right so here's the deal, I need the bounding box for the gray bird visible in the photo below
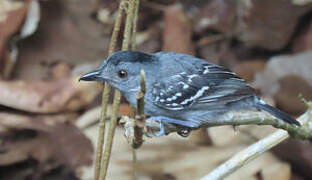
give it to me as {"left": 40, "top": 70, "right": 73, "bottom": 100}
{"left": 80, "top": 51, "right": 300, "bottom": 136}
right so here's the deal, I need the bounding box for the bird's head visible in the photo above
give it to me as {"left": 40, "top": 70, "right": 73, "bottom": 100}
{"left": 79, "top": 51, "right": 157, "bottom": 94}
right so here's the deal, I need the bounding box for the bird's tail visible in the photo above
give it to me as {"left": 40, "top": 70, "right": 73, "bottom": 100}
{"left": 254, "top": 99, "right": 300, "bottom": 126}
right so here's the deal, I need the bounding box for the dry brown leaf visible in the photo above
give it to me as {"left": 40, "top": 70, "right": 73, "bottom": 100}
{"left": 0, "top": 112, "right": 77, "bottom": 132}
{"left": 0, "top": 0, "right": 29, "bottom": 42}
{"left": 14, "top": 0, "right": 111, "bottom": 80}
{"left": 0, "top": 77, "right": 101, "bottom": 113}
{"left": 0, "top": 112, "right": 93, "bottom": 172}
{"left": 275, "top": 75, "right": 312, "bottom": 115}
{"left": 79, "top": 125, "right": 290, "bottom": 180}
{"left": 0, "top": 0, "right": 31, "bottom": 78}
{"left": 193, "top": 0, "right": 312, "bottom": 50}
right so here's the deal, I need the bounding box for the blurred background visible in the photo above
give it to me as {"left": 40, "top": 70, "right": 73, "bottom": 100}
{"left": 1, "top": 0, "right": 312, "bottom": 179}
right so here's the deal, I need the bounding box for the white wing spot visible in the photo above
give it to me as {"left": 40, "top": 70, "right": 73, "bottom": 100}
{"left": 187, "top": 74, "right": 198, "bottom": 82}
{"left": 178, "top": 82, "right": 189, "bottom": 89}
{"left": 180, "top": 86, "right": 209, "bottom": 105}
{"left": 181, "top": 101, "right": 188, "bottom": 105}
{"left": 259, "top": 99, "right": 266, "bottom": 105}
{"left": 176, "top": 92, "right": 182, "bottom": 97}
{"left": 160, "top": 99, "right": 165, "bottom": 103}
{"left": 230, "top": 77, "right": 244, "bottom": 81}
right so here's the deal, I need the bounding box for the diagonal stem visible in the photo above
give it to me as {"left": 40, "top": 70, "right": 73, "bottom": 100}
{"left": 201, "top": 108, "right": 312, "bottom": 180}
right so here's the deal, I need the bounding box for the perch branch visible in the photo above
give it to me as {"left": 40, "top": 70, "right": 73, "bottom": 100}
{"left": 201, "top": 103, "right": 312, "bottom": 180}
{"left": 144, "top": 107, "right": 312, "bottom": 139}
{"left": 98, "top": 0, "right": 137, "bottom": 179}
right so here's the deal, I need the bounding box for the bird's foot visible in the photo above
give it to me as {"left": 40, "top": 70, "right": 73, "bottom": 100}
{"left": 145, "top": 116, "right": 200, "bottom": 137}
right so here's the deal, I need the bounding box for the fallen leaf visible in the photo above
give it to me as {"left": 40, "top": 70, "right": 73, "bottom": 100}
{"left": 0, "top": 0, "right": 31, "bottom": 78}
{"left": 275, "top": 75, "right": 312, "bottom": 115}
{"left": 0, "top": 77, "right": 101, "bottom": 113}
{"left": 0, "top": 112, "right": 93, "bottom": 174}
{"left": 13, "top": 0, "right": 111, "bottom": 80}
{"left": 253, "top": 51, "right": 312, "bottom": 97}
{"left": 193, "top": 0, "right": 312, "bottom": 50}
{"left": 79, "top": 125, "right": 291, "bottom": 180}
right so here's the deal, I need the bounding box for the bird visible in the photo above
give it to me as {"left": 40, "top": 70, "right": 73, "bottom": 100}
{"left": 79, "top": 51, "right": 300, "bottom": 137}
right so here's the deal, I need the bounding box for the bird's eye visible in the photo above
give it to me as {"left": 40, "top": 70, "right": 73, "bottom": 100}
{"left": 117, "top": 69, "right": 128, "bottom": 78}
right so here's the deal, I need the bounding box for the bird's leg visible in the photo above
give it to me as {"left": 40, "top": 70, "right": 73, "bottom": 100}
{"left": 146, "top": 116, "right": 200, "bottom": 137}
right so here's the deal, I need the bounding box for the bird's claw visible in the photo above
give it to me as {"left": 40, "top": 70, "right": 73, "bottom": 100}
{"left": 151, "top": 120, "right": 165, "bottom": 137}
{"left": 144, "top": 119, "right": 166, "bottom": 138}
{"left": 145, "top": 116, "right": 200, "bottom": 137}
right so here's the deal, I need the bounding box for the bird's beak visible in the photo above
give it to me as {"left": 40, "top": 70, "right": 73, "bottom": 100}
{"left": 79, "top": 69, "right": 102, "bottom": 82}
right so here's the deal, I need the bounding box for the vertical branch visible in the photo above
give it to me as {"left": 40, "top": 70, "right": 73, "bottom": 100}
{"left": 131, "top": 0, "right": 139, "bottom": 50}
{"left": 122, "top": 0, "right": 136, "bottom": 50}
{"left": 133, "top": 70, "right": 146, "bottom": 148}
{"left": 132, "top": 147, "right": 138, "bottom": 180}
{"left": 131, "top": 70, "right": 146, "bottom": 180}
{"left": 99, "top": 0, "right": 137, "bottom": 179}
{"left": 130, "top": 1, "right": 140, "bottom": 179}
{"left": 99, "top": 90, "right": 122, "bottom": 180}
{"left": 94, "top": 1, "right": 125, "bottom": 179}
{"left": 94, "top": 85, "right": 110, "bottom": 180}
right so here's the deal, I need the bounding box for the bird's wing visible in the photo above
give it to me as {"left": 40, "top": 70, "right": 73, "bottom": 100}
{"left": 152, "top": 63, "right": 255, "bottom": 110}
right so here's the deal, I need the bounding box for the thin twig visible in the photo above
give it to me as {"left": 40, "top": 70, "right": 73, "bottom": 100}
{"left": 130, "top": 1, "right": 141, "bottom": 179}
{"left": 94, "top": 84, "right": 110, "bottom": 180}
{"left": 122, "top": 0, "right": 136, "bottom": 50}
{"left": 144, "top": 109, "right": 312, "bottom": 139}
{"left": 94, "top": 0, "right": 125, "bottom": 180}
{"left": 132, "top": 148, "right": 138, "bottom": 180}
{"left": 132, "top": 70, "right": 146, "bottom": 148}
{"left": 204, "top": 110, "right": 312, "bottom": 139}
{"left": 201, "top": 130, "right": 289, "bottom": 180}
{"left": 99, "top": 90, "right": 122, "bottom": 180}
{"left": 201, "top": 107, "right": 312, "bottom": 180}
{"left": 131, "top": 70, "right": 146, "bottom": 180}
{"left": 131, "top": 0, "right": 139, "bottom": 50}
{"left": 98, "top": 0, "right": 137, "bottom": 179}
